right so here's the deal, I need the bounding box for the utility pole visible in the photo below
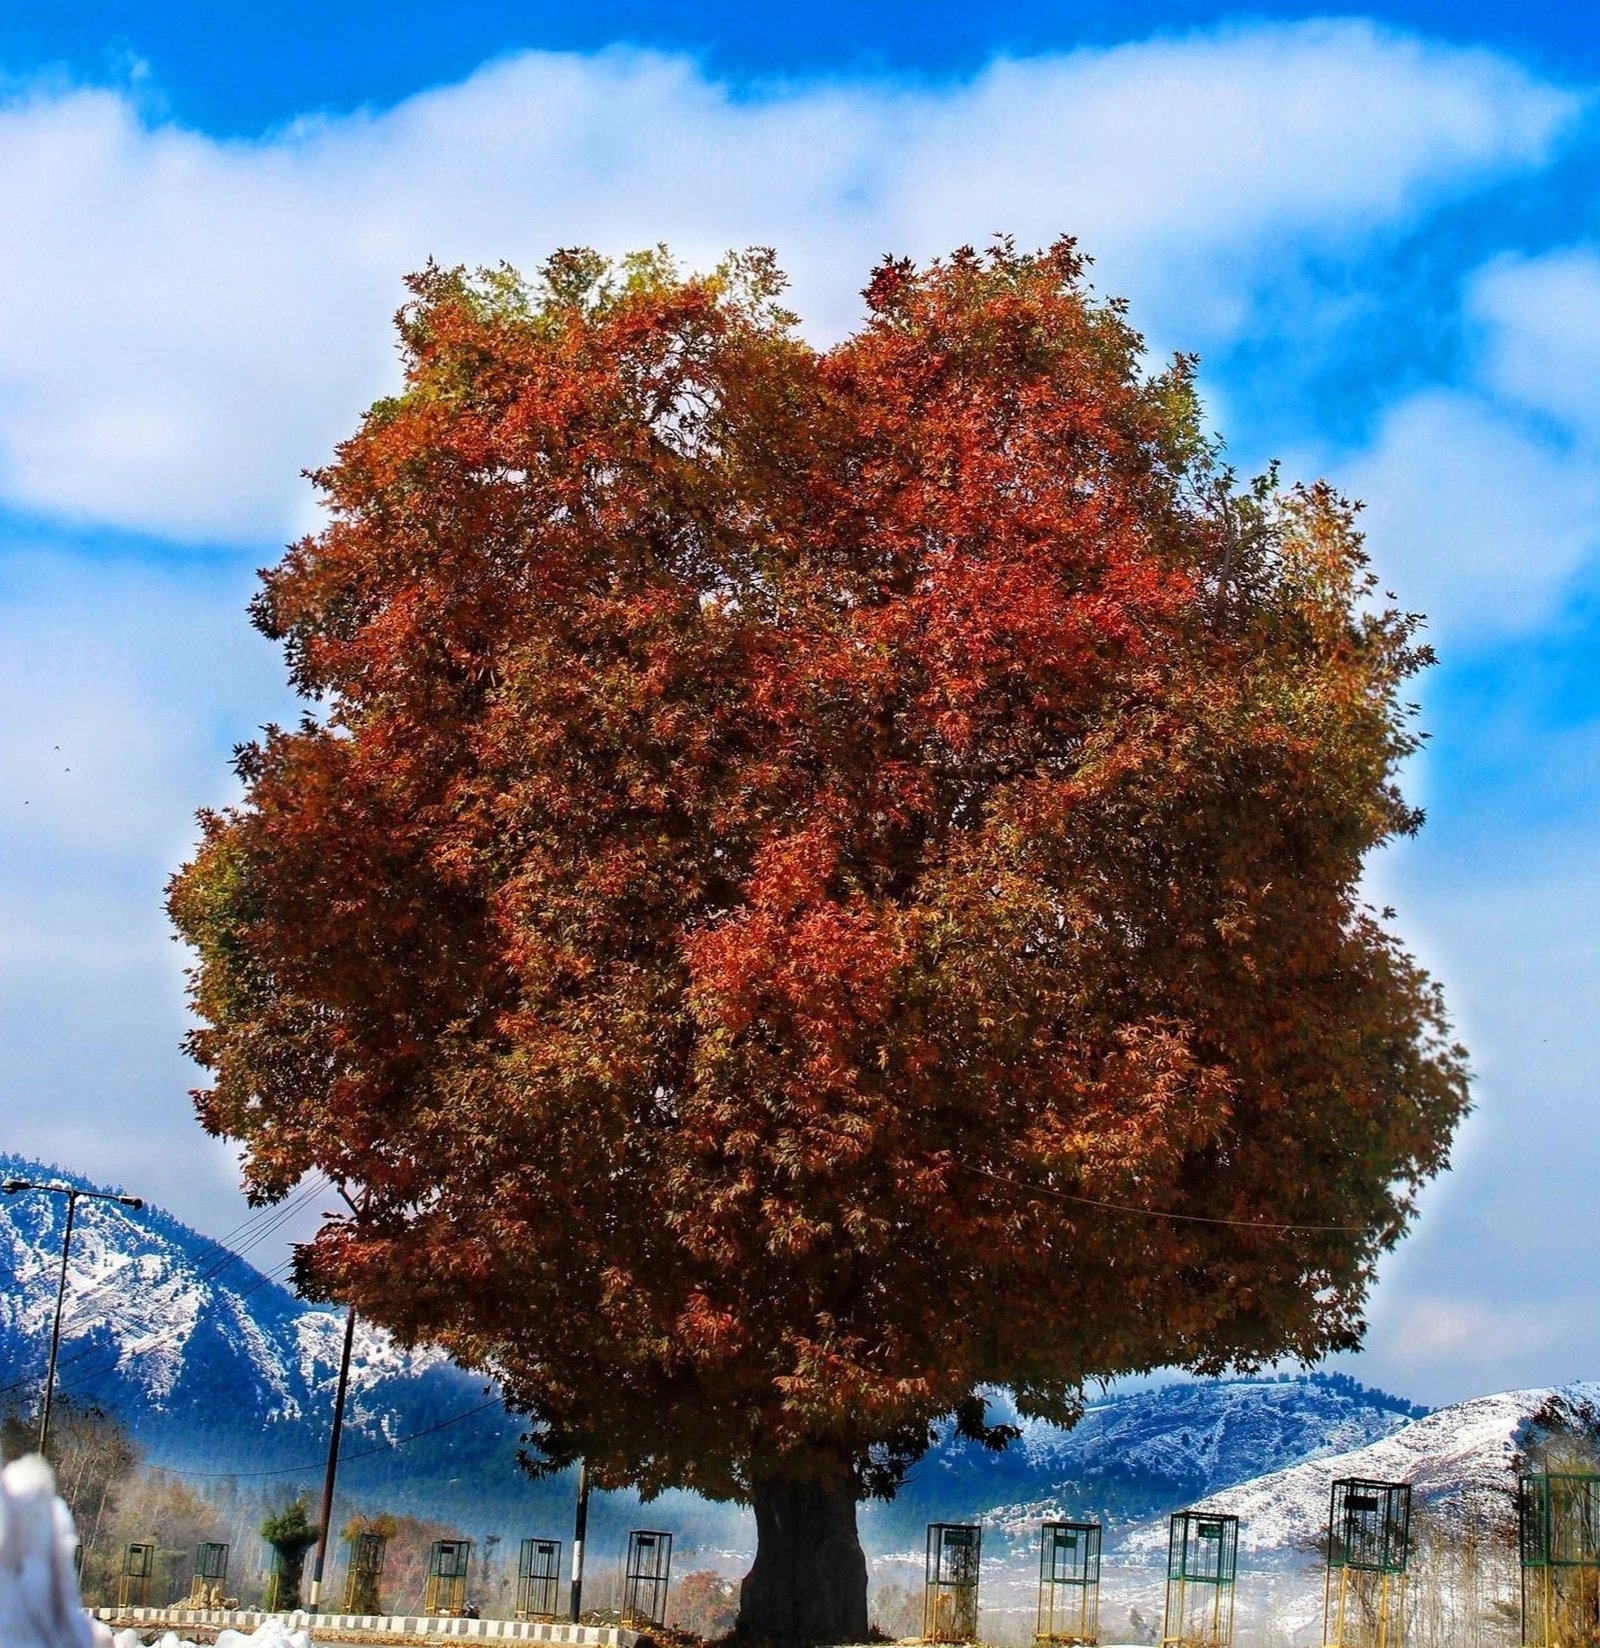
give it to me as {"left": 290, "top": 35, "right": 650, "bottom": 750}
{"left": 307, "top": 1300, "right": 357, "bottom": 1612}
{"left": 569, "top": 1460, "right": 590, "bottom": 1623}
{"left": 3, "top": 1178, "right": 143, "bottom": 1457}
{"left": 305, "top": 1176, "right": 366, "bottom": 1614}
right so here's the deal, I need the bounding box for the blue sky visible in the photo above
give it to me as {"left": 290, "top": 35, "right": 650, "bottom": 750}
{"left": 2, "top": 2, "right": 1598, "bottom": 1409}
{"left": 6, "top": 0, "right": 1600, "bottom": 126}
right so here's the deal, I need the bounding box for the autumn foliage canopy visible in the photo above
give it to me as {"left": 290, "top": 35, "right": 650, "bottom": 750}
{"left": 169, "top": 243, "right": 1467, "bottom": 1516}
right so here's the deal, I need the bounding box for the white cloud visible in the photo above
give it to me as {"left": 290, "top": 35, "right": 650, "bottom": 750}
{"left": 1330, "top": 241, "right": 1600, "bottom": 639}
{"left": 1336, "top": 389, "right": 1600, "bottom": 636}
{"left": 1332, "top": 833, "right": 1600, "bottom": 1403}
{"left": 1353, "top": 1290, "right": 1593, "bottom": 1398}
{"left": 1470, "top": 246, "right": 1600, "bottom": 439}
{"left": 0, "top": 23, "right": 1576, "bottom": 543}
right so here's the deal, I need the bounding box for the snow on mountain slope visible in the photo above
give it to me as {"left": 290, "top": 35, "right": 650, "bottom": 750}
{"left": 1012, "top": 1376, "right": 1419, "bottom": 1492}
{"left": 0, "top": 1152, "right": 498, "bottom": 1485}
{"left": 925, "top": 1376, "right": 1423, "bottom": 1542}
{"left": 1119, "top": 1383, "right": 1600, "bottom": 1560}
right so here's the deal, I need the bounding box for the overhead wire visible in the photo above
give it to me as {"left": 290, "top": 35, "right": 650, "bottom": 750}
{"left": 5, "top": 1175, "right": 512, "bottom": 1494}
{"left": 0, "top": 1178, "right": 326, "bottom": 1397}
{"left": 952, "top": 1159, "right": 1366, "bottom": 1233}
{"left": 10, "top": 1145, "right": 1365, "bottom": 1507}
{"left": 67, "top": 1251, "right": 302, "bottom": 1384}
{"left": 25, "top": 1253, "right": 302, "bottom": 1405}
{"left": 0, "top": 1176, "right": 332, "bottom": 1401}
{"left": 10, "top": 1173, "right": 325, "bottom": 1312}
{"left": 6, "top": 1173, "right": 328, "bottom": 1350}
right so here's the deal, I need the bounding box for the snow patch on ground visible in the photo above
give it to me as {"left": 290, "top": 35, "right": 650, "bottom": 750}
{"left": 108, "top": 1630, "right": 311, "bottom": 1647}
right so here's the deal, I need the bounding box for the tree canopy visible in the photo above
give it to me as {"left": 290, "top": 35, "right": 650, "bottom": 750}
{"left": 169, "top": 239, "right": 1468, "bottom": 1636}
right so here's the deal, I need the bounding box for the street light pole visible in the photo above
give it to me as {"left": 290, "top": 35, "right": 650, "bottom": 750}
{"left": 40, "top": 1190, "right": 77, "bottom": 1456}
{"left": 3, "top": 1178, "right": 143, "bottom": 1456}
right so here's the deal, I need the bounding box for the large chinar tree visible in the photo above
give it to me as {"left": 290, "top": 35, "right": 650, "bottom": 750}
{"left": 169, "top": 241, "right": 1468, "bottom": 1643}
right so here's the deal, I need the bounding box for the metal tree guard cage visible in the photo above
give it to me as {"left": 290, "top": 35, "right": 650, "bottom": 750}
{"left": 424, "top": 1538, "right": 473, "bottom": 1617}
{"left": 187, "top": 1542, "right": 229, "bottom": 1607}
{"left": 621, "top": 1529, "right": 673, "bottom": 1629}
{"left": 342, "top": 1530, "right": 389, "bottom": 1615}
{"left": 1037, "top": 1520, "right": 1101, "bottom": 1644}
{"left": 1520, "top": 1473, "right": 1600, "bottom": 1647}
{"left": 516, "top": 1537, "right": 563, "bottom": 1621}
{"left": 1323, "top": 1479, "right": 1411, "bottom": 1648}
{"left": 263, "top": 1545, "right": 289, "bottom": 1613}
{"left": 118, "top": 1541, "right": 156, "bottom": 1609}
{"left": 1162, "top": 1513, "right": 1239, "bottom": 1648}
{"left": 924, "top": 1523, "right": 983, "bottom": 1643}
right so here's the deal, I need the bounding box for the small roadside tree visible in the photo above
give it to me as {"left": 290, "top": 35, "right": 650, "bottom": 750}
{"left": 261, "top": 1499, "right": 319, "bottom": 1613}
{"left": 168, "top": 241, "right": 1469, "bottom": 1643}
{"left": 674, "top": 1569, "right": 742, "bottom": 1639}
{"left": 0, "top": 1398, "right": 139, "bottom": 1543}
{"left": 341, "top": 1513, "right": 399, "bottom": 1615}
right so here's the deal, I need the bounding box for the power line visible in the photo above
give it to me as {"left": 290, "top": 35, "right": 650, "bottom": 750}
{"left": 8, "top": 1174, "right": 323, "bottom": 1318}
{"left": 43, "top": 1253, "right": 302, "bottom": 1403}
{"left": 0, "top": 1179, "right": 327, "bottom": 1397}
{"left": 952, "top": 1160, "right": 1366, "bottom": 1233}
{"left": 190, "top": 1176, "right": 333, "bottom": 1282}
{"left": 0, "top": 1177, "right": 330, "bottom": 1400}
{"left": 4, "top": 1177, "right": 513, "bottom": 1499}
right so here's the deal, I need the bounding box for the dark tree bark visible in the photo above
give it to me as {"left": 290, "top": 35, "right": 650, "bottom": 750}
{"left": 738, "top": 1473, "right": 870, "bottom": 1644}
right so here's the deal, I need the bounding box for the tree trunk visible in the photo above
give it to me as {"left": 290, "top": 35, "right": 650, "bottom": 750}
{"left": 737, "top": 1473, "right": 869, "bottom": 1644}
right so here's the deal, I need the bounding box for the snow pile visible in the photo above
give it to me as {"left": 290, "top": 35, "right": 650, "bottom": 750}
{"left": 0, "top": 1454, "right": 100, "bottom": 1648}
{"left": 0, "top": 1454, "right": 311, "bottom": 1648}
{"left": 109, "top": 1632, "right": 313, "bottom": 1648}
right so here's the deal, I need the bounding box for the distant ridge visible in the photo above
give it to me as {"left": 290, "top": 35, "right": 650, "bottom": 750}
{"left": 1115, "top": 1383, "right": 1600, "bottom": 1561}
{"left": 933, "top": 1374, "right": 1425, "bottom": 1544}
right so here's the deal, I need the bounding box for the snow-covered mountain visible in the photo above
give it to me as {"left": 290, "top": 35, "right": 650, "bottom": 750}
{"left": 889, "top": 1375, "right": 1424, "bottom": 1548}
{"left": 0, "top": 1153, "right": 511, "bottom": 1499}
{"left": 1117, "top": 1383, "right": 1600, "bottom": 1562}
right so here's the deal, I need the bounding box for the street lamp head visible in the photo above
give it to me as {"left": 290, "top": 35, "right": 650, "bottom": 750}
{"left": 118, "top": 1196, "right": 144, "bottom": 1210}
{"left": 2, "top": 1179, "right": 28, "bottom": 1194}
